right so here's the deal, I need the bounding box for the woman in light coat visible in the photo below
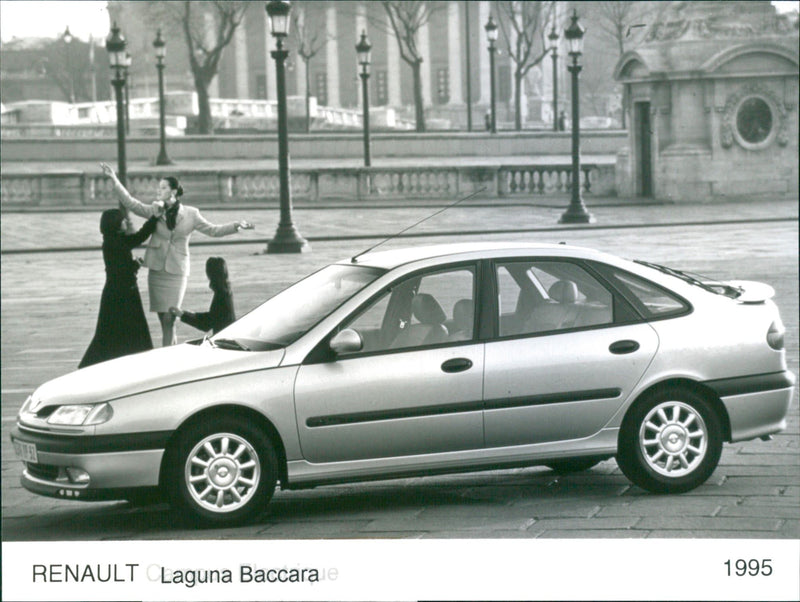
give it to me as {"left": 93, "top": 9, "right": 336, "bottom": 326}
{"left": 100, "top": 162, "right": 253, "bottom": 346}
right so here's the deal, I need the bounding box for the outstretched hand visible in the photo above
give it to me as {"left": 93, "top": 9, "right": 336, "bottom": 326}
{"left": 99, "top": 162, "right": 118, "bottom": 181}
{"left": 237, "top": 220, "right": 255, "bottom": 231}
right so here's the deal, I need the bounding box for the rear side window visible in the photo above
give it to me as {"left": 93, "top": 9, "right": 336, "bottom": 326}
{"left": 604, "top": 268, "right": 689, "bottom": 318}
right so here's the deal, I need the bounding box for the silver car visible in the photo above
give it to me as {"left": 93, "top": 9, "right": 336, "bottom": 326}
{"left": 11, "top": 242, "right": 795, "bottom": 527}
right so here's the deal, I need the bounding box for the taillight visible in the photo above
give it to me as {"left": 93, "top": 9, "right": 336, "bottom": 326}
{"left": 767, "top": 320, "right": 785, "bottom": 350}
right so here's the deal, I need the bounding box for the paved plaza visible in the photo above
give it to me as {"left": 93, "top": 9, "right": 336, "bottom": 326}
{"left": 1, "top": 195, "right": 798, "bottom": 541}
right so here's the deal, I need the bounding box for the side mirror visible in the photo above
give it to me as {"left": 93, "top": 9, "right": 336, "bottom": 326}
{"left": 329, "top": 329, "right": 363, "bottom": 355}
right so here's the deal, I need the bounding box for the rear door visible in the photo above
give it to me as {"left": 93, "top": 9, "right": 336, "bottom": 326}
{"left": 483, "top": 258, "right": 658, "bottom": 447}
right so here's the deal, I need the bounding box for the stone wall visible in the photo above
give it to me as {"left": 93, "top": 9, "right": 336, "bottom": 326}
{"left": 0, "top": 131, "right": 627, "bottom": 163}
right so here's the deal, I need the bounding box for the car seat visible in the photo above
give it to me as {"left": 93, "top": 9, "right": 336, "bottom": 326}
{"left": 390, "top": 293, "right": 449, "bottom": 348}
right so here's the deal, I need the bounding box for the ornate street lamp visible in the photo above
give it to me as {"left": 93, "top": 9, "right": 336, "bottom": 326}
{"left": 124, "top": 52, "right": 132, "bottom": 135}
{"left": 484, "top": 15, "right": 498, "bottom": 134}
{"left": 105, "top": 23, "right": 128, "bottom": 188}
{"left": 265, "top": 0, "right": 309, "bottom": 253}
{"left": 559, "top": 10, "right": 594, "bottom": 224}
{"left": 62, "top": 26, "right": 75, "bottom": 103}
{"left": 548, "top": 24, "right": 559, "bottom": 132}
{"left": 356, "top": 30, "right": 372, "bottom": 167}
{"left": 153, "top": 29, "right": 172, "bottom": 165}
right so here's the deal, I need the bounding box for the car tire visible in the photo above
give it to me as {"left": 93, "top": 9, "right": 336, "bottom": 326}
{"left": 617, "top": 387, "right": 723, "bottom": 494}
{"left": 166, "top": 417, "right": 278, "bottom": 527}
{"left": 545, "top": 457, "right": 605, "bottom": 474}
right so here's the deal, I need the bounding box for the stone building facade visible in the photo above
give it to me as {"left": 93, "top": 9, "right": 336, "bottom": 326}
{"left": 614, "top": 1, "right": 798, "bottom": 201}
{"left": 106, "top": 0, "right": 574, "bottom": 129}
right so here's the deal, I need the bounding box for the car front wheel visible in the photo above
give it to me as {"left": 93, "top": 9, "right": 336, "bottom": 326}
{"left": 166, "top": 417, "right": 278, "bottom": 527}
{"left": 617, "top": 387, "right": 723, "bottom": 494}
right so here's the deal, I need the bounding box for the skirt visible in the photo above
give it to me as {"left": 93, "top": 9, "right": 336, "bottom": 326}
{"left": 148, "top": 269, "right": 188, "bottom": 313}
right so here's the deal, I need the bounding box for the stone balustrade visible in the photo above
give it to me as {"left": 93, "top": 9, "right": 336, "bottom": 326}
{"left": 1, "top": 162, "right": 614, "bottom": 208}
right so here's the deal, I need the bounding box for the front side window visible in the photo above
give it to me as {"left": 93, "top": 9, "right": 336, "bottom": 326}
{"left": 496, "top": 260, "right": 613, "bottom": 336}
{"left": 342, "top": 266, "right": 476, "bottom": 354}
{"left": 217, "top": 264, "right": 384, "bottom": 350}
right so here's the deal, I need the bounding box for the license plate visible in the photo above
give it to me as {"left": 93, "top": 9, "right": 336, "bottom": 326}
{"left": 13, "top": 439, "right": 38, "bottom": 463}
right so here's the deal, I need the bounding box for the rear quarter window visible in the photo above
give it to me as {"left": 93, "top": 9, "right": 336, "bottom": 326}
{"left": 601, "top": 267, "right": 689, "bottom": 319}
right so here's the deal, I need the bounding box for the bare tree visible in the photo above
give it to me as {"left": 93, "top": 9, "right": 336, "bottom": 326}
{"left": 146, "top": 1, "right": 247, "bottom": 134}
{"left": 291, "top": 6, "right": 330, "bottom": 133}
{"left": 37, "top": 37, "right": 95, "bottom": 103}
{"left": 380, "top": 1, "right": 445, "bottom": 132}
{"left": 495, "top": 1, "right": 553, "bottom": 130}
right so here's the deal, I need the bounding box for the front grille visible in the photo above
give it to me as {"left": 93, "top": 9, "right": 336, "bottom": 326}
{"left": 26, "top": 462, "right": 60, "bottom": 481}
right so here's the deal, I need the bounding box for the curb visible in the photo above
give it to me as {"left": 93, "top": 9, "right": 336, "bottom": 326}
{"left": 2, "top": 216, "right": 794, "bottom": 255}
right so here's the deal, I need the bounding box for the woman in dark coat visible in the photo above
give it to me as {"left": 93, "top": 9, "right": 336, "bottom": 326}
{"left": 79, "top": 210, "right": 159, "bottom": 368}
{"left": 169, "top": 257, "right": 235, "bottom": 335}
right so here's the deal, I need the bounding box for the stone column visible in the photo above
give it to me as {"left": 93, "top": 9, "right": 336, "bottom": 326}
{"left": 294, "top": 8, "right": 306, "bottom": 98}
{"left": 510, "top": 9, "right": 527, "bottom": 123}
{"left": 326, "top": 5, "right": 340, "bottom": 107}
{"left": 234, "top": 14, "right": 249, "bottom": 99}
{"left": 447, "top": 1, "right": 463, "bottom": 105}
{"left": 264, "top": 11, "right": 276, "bottom": 100}
{"left": 205, "top": 12, "right": 220, "bottom": 97}
{"left": 387, "top": 20, "right": 402, "bottom": 106}
{"left": 420, "top": 20, "right": 431, "bottom": 106}
{"left": 477, "top": 0, "right": 490, "bottom": 105}
{"left": 355, "top": 5, "right": 369, "bottom": 109}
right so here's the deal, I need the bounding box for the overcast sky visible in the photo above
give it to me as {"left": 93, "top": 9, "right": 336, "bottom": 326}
{"left": 1, "top": 0, "right": 798, "bottom": 43}
{"left": 0, "top": 1, "right": 110, "bottom": 43}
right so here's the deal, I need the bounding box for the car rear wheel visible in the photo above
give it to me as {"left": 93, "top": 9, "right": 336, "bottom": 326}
{"left": 166, "top": 417, "right": 277, "bottom": 527}
{"left": 617, "top": 387, "right": 722, "bottom": 494}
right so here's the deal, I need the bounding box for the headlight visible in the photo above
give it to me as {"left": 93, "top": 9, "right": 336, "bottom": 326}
{"left": 18, "top": 395, "right": 33, "bottom": 415}
{"left": 47, "top": 403, "right": 114, "bottom": 426}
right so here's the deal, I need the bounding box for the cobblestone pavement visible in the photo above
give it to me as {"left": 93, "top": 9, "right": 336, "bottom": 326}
{"left": 1, "top": 199, "right": 797, "bottom": 541}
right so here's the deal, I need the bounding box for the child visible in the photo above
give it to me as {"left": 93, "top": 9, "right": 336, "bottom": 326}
{"left": 80, "top": 210, "right": 158, "bottom": 368}
{"left": 169, "top": 256, "right": 235, "bottom": 335}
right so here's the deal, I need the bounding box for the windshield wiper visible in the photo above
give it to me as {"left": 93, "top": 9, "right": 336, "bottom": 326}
{"left": 634, "top": 260, "right": 727, "bottom": 296}
{"left": 213, "top": 338, "right": 251, "bottom": 351}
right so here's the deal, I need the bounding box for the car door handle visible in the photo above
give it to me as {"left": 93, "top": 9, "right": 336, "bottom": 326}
{"left": 609, "top": 340, "right": 640, "bottom": 355}
{"left": 441, "top": 358, "right": 473, "bottom": 373}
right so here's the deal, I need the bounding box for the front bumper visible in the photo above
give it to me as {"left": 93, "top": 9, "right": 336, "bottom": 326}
{"left": 10, "top": 425, "right": 168, "bottom": 501}
{"left": 705, "top": 370, "right": 796, "bottom": 442}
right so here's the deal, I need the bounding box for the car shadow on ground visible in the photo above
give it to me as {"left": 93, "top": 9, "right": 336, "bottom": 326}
{"left": 2, "top": 463, "right": 641, "bottom": 540}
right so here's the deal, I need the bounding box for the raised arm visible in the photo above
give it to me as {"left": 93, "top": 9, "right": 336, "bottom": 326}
{"left": 192, "top": 209, "right": 254, "bottom": 238}
{"left": 100, "top": 162, "right": 162, "bottom": 219}
{"left": 121, "top": 216, "right": 159, "bottom": 249}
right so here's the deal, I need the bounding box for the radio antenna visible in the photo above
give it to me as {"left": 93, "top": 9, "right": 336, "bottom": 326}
{"left": 351, "top": 187, "right": 487, "bottom": 263}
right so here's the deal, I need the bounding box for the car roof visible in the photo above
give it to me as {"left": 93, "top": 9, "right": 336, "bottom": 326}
{"left": 343, "top": 242, "right": 612, "bottom": 270}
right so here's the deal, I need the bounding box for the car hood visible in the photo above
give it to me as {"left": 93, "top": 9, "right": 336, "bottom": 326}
{"left": 30, "top": 343, "right": 286, "bottom": 409}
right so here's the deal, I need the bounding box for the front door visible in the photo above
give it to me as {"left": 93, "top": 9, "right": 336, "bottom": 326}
{"left": 294, "top": 265, "right": 484, "bottom": 463}
{"left": 483, "top": 258, "right": 658, "bottom": 448}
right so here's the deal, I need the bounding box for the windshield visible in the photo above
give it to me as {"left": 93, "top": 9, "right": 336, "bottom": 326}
{"left": 213, "top": 264, "right": 385, "bottom": 351}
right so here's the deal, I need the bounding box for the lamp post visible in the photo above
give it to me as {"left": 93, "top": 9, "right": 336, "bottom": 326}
{"left": 124, "top": 52, "right": 132, "bottom": 135}
{"left": 106, "top": 23, "right": 128, "bottom": 189}
{"left": 559, "top": 10, "right": 594, "bottom": 224}
{"left": 548, "top": 25, "right": 559, "bottom": 132}
{"left": 62, "top": 26, "right": 75, "bottom": 103}
{"left": 484, "top": 15, "right": 498, "bottom": 134}
{"left": 153, "top": 29, "right": 172, "bottom": 165}
{"left": 265, "top": 0, "right": 309, "bottom": 253}
{"left": 356, "top": 30, "right": 372, "bottom": 167}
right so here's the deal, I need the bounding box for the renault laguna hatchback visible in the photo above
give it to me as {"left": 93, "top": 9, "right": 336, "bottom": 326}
{"left": 11, "top": 242, "right": 795, "bottom": 526}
